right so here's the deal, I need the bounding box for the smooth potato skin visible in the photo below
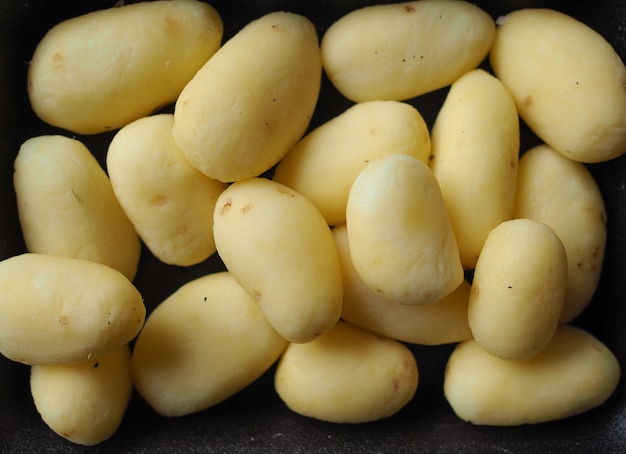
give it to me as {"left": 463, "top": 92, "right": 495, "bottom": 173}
{"left": 444, "top": 325, "right": 621, "bottom": 426}
{"left": 28, "top": 0, "right": 223, "bottom": 134}
{"left": 273, "top": 100, "right": 431, "bottom": 226}
{"left": 107, "top": 114, "right": 227, "bottom": 267}
{"left": 173, "top": 11, "right": 321, "bottom": 182}
{"left": 14, "top": 135, "right": 141, "bottom": 281}
{"left": 0, "top": 253, "right": 145, "bottom": 365}
{"left": 490, "top": 8, "right": 626, "bottom": 162}
{"left": 30, "top": 345, "right": 133, "bottom": 446}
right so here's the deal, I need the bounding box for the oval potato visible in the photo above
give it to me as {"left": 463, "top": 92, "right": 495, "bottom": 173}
{"left": 173, "top": 11, "right": 321, "bottom": 182}
{"left": 30, "top": 345, "right": 132, "bottom": 446}
{"left": 321, "top": 0, "right": 495, "bottom": 102}
{"left": 107, "top": 114, "right": 227, "bottom": 267}
{"left": 514, "top": 144, "right": 607, "bottom": 323}
{"left": 0, "top": 253, "right": 146, "bottom": 365}
{"left": 131, "top": 272, "right": 287, "bottom": 417}
{"left": 444, "top": 325, "right": 621, "bottom": 425}
{"left": 14, "top": 135, "right": 141, "bottom": 281}
{"left": 468, "top": 219, "right": 567, "bottom": 361}
{"left": 275, "top": 320, "right": 418, "bottom": 423}
{"left": 213, "top": 178, "right": 342, "bottom": 343}
{"left": 489, "top": 8, "right": 626, "bottom": 162}
{"left": 28, "top": 0, "right": 223, "bottom": 134}
{"left": 430, "top": 69, "right": 519, "bottom": 269}
{"left": 273, "top": 100, "right": 431, "bottom": 226}
{"left": 346, "top": 154, "right": 463, "bottom": 305}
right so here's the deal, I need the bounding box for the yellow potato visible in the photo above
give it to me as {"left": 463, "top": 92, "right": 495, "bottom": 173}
{"left": 321, "top": 0, "right": 495, "bottom": 102}
{"left": 468, "top": 219, "right": 567, "bottom": 361}
{"left": 173, "top": 11, "right": 321, "bottom": 182}
{"left": 332, "top": 225, "right": 472, "bottom": 345}
{"left": 30, "top": 345, "right": 132, "bottom": 446}
{"left": 107, "top": 114, "right": 227, "bottom": 267}
{"left": 275, "top": 320, "right": 418, "bottom": 423}
{"left": 131, "top": 272, "right": 287, "bottom": 417}
{"left": 14, "top": 135, "right": 141, "bottom": 281}
{"left": 27, "top": 0, "right": 223, "bottom": 135}
{"left": 430, "top": 69, "right": 519, "bottom": 269}
{"left": 0, "top": 253, "right": 145, "bottom": 365}
{"left": 490, "top": 8, "right": 626, "bottom": 162}
{"left": 514, "top": 144, "right": 607, "bottom": 323}
{"left": 273, "top": 100, "right": 431, "bottom": 226}
{"left": 346, "top": 154, "right": 463, "bottom": 305}
{"left": 213, "top": 178, "right": 342, "bottom": 343}
{"left": 444, "top": 325, "right": 621, "bottom": 425}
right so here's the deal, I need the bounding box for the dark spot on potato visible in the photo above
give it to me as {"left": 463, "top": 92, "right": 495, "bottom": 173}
{"left": 154, "top": 195, "right": 168, "bottom": 206}
{"left": 404, "top": 5, "right": 415, "bottom": 13}
{"left": 523, "top": 95, "right": 533, "bottom": 107}
{"left": 241, "top": 203, "right": 251, "bottom": 213}
{"left": 219, "top": 198, "right": 232, "bottom": 215}
{"left": 59, "top": 316, "right": 68, "bottom": 326}
{"left": 272, "top": 24, "right": 280, "bottom": 30}
{"left": 71, "top": 188, "right": 83, "bottom": 203}
{"left": 93, "top": 362, "right": 100, "bottom": 368}
{"left": 275, "top": 186, "right": 295, "bottom": 197}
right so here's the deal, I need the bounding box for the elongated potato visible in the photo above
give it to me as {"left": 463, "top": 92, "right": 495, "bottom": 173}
{"left": 273, "top": 100, "right": 431, "bottom": 226}
{"left": 490, "top": 8, "right": 626, "bottom": 163}
{"left": 332, "top": 225, "right": 471, "bottom": 345}
{"left": 430, "top": 69, "right": 519, "bottom": 269}
{"left": 213, "top": 178, "right": 342, "bottom": 343}
{"left": 0, "top": 253, "right": 145, "bottom": 365}
{"left": 275, "top": 320, "right": 418, "bottom": 423}
{"left": 468, "top": 219, "right": 567, "bottom": 361}
{"left": 321, "top": 0, "right": 495, "bottom": 102}
{"left": 107, "top": 114, "right": 227, "bottom": 267}
{"left": 514, "top": 145, "right": 606, "bottom": 323}
{"left": 444, "top": 325, "right": 621, "bottom": 425}
{"left": 14, "top": 135, "right": 140, "bottom": 281}
{"left": 30, "top": 345, "right": 132, "bottom": 446}
{"left": 173, "top": 11, "right": 321, "bottom": 182}
{"left": 28, "top": 0, "right": 223, "bottom": 135}
{"left": 131, "top": 272, "right": 287, "bottom": 417}
{"left": 346, "top": 154, "right": 463, "bottom": 305}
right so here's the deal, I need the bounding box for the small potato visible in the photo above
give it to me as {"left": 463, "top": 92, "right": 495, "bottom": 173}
{"left": 346, "top": 154, "right": 463, "bottom": 305}
{"left": 321, "top": 0, "right": 495, "bottom": 102}
{"left": 490, "top": 8, "right": 626, "bottom": 163}
{"left": 0, "top": 253, "right": 145, "bottom": 365}
{"left": 131, "top": 272, "right": 287, "bottom": 417}
{"left": 275, "top": 320, "right": 418, "bottom": 423}
{"left": 173, "top": 11, "right": 321, "bottom": 182}
{"left": 213, "top": 178, "right": 342, "bottom": 343}
{"left": 444, "top": 325, "right": 621, "bottom": 426}
{"left": 107, "top": 114, "right": 227, "bottom": 267}
{"left": 332, "top": 225, "right": 472, "bottom": 345}
{"left": 430, "top": 69, "right": 519, "bottom": 269}
{"left": 27, "top": 0, "right": 223, "bottom": 135}
{"left": 468, "top": 219, "right": 567, "bottom": 361}
{"left": 30, "top": 345, "right": 132, "bottom": 446}
{"left": 273, "top": 100, "right": 431, "bottom": 226}
{"left": 14, "top": 135, "right": 141, "bottom": 281}
{"left": 514, "top": 145, "right": 606, "bottom": 323}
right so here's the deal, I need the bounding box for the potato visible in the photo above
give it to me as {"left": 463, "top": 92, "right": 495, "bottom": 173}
{"left": 14, "top": 135, "right": 141, "bottom": 281}
{"left": 430, "top": 69, "right": 519, "bottom": 269}
{"left": 514, "top": 145, "right": 607, "bottom": 323}
{"left": 273, "top": 100, "right": 431, "bottom": 226}
{"left": 346, "top": 154, "right": 463, "bottom": 305}
{"left": 213, "top": 178, "right": 342, "bottom": 343}
{"left": 275, "top": 320, "right": 418, "bottom": 423}
{"left": 0, "top": 253, "right": 145, "bottom": 365}
{"left": 468, "top": 219, "right": 567, "bottom": 361}
{"left": 332, "top": 225, "right": 471, "bottom": 345}
{"left": 131, "top": 272, "right": 287, "bottom": 417}
{"left": 321, "top": 0, "right": 495, "bottom": 102}
{"left": 107, "top": 114, "right": 227, "bottom": 267}
{"left": 489, "top": 8, "right": 626, "bottom": 163}
{"left": 30, "top": 345, "right": 132, "bottom": 446}
{"left": 173, "top": 11, "right": 321, "bottom": 182}
{"left": 444, "top": 325, "right": 621, "bottom": 425}
{"left": 27, "top": 0, "right": 223, "bottom": 135}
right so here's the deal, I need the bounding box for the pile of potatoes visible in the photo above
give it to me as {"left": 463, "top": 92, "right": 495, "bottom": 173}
{"left": 2, "top": 0, "right": 625, "bottom": 446}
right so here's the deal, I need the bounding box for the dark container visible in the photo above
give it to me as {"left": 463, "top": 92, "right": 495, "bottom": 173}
{"left": 1, "top": 0, "right": 625, "bottom": 452}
